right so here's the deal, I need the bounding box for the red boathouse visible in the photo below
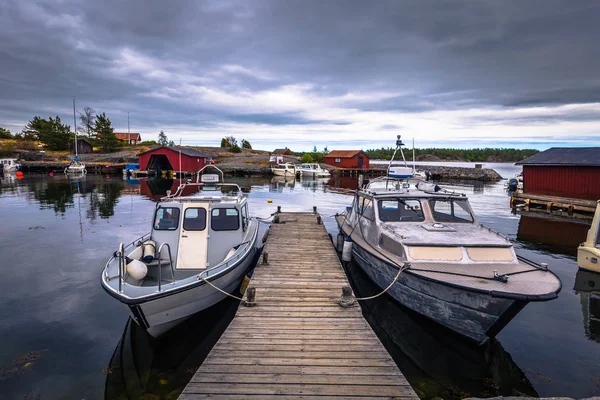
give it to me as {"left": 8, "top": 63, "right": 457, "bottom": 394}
{"left": 139, "top": 146, "right": 210, "bottom": 174}
{"left": 516, "top": 147, "right": 600, "bottom": 201}
{"left": 324, "top": 150, "right": 370, "bottom": 169}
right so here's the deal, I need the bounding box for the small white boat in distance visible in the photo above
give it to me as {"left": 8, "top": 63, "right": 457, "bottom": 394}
{"left": 101, "top": 165, "right": 259, "bottom": 337}
{"left": 578, "top": 201, "right": 600, "bottom": 273}
{"left": 296, "top": 163, "right": 331, "bottom": 178}
{"left": 1, "top": 158, "right": 21, "bottom": 172}
{"left": 271, "top": 162, "right": 296, "bottom": 177}
{"left": 65, "top": 157, "right": 87, "bottom": 174}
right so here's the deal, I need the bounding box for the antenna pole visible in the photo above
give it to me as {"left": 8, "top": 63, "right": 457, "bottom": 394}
{"left": 73, "top": 98, "right": 77, "bottom": 158}
{"left": 127, "top": 112, "right": 130, "bottom": 145}
{"left": 179, "top": 138, "right": 182, "bottom": 179}
{"left": 412, "top": 138, "right": 415, "bottom": 173}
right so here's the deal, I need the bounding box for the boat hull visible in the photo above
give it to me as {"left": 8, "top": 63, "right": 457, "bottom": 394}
{"left": 272, "top": 169, "right": 295, "bottom": 177}
{"left": 350, "top": 241, "right": 525, "bottom": 344}
{"left": 126, "top": 246, "right": 257, "bottom": 337}
{"left": 299, "top": 170, "right": 330, "bottom": 178}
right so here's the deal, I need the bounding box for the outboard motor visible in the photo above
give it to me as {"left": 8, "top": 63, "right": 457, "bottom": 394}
{"left": 508, "top": 178, "right": 518, "bottom": 191}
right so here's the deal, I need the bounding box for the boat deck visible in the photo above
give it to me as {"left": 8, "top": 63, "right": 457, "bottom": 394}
{"left": 179, "top": 211, "right": 418, "bottom": 399}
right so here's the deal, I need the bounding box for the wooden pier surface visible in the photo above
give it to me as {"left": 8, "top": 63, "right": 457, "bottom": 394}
{"left": 180, "top": 212, "right": 418, "bottom": 399}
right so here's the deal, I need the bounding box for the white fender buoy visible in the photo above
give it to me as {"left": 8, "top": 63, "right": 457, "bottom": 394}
{"left": 342, "top": 237, "right": 353, "bottom": 262}
{"left": 142, "top": 240, "right": 156, "bottom": 263}
{"left": 126, "top": 259, "right": 148, "bottom": 280}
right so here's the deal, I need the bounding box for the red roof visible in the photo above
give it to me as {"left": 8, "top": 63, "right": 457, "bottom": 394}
{"left": 325, "top": 150, "right": 368, "bottom": 159}
{"left": 114, "top": 132, "right": 141, "bottom": 141}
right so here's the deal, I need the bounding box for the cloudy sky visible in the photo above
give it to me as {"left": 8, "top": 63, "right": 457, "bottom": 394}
{"left": 1, "top": 0, "right": 599, "bottom": 151}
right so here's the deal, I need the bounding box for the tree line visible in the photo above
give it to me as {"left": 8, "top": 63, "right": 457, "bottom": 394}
{"left": 220, "top": 136, "right": 252, "bottom": 153}
{"left": 364, "top": 147, "right": 539, "bottom": 162}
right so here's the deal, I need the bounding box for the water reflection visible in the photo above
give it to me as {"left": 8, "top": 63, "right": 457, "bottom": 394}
{"left": 574, "top": 269, "right": 600, "bottom": 343}
{"left": 517, "top": 215, "right": 590, "bottom": 256}
{"left": 105, "top": 297, "right": 240, "bottom": 400}
{"left": 269, "top": 176, "right": 296, "bottom": 192}
{"left": 343, "top": 258, "right": 537, "bottom": 399}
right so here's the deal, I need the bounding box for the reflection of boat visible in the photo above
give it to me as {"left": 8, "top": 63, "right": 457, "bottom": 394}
{"left": 104, "top": 297, "right": 240, "bottom": 400}
{"left": 343, "top": 258, "right": 538, "bottom": 399}
{"left": 574, "top": 269, "right": 600, "bottom": 342}
{"left": 299, "top": 176, "right": 329, "bottom": 189}
{"left": 578, "top": 201, "right": 600, "bottom": 272}
{"left": 269, "top": 176, "right": 296, "bottom": 191}
{"left": 101, "top": 166, "right": 259, "bottom": 337}
{"left": 270, "top": 162, "right": 296, "bottom": 177}
{"left": 295, "top": 163, "right": 330, "bottom": 178}
{"left": 1, "top": 158, "right": 21, "bottom": 172}
{"left": 336, "top": 140, "right": 562, "bottom": 344}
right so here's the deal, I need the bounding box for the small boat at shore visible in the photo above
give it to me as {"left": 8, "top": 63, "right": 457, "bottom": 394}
{"left": 336, "top": 137, "right": 561, "bottom": 344}
{"left": 577, "top": 201, "right": 600, "bottom": 273}
{"left": 64, "top": 157, "right": 87, "bottom": 174}
{"left": 2, "top": 158, "right": 21, "bottom": 172}
{"left": 101, "top": 166, "right": 259, "bottom": 337}
{"left": 296, "top": 163, "right": 330, "bottom": 178}
{"left": 271, "top": 162, "right": 296, "bottom": 177}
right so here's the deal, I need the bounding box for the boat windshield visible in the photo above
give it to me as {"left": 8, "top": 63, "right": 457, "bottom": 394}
{"left": 428, "top": 199, "right": 474, "bottom": 223}
{"left": 378, "top": 199, "right": 425, "bottom": 222}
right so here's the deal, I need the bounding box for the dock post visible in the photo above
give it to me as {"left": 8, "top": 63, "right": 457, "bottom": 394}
{"left": 243, "top": 287, "right": 256, "bottom": 307}
{"left": 277, "top": 205, "right": 281, "bottom": 213}
{"left": 340, "top": 285, "right": 356, "bottom": 307}
{"left": 313, "top": 206, "right": 317, "bottom": 213}
{"left": 317, "top": 215, "right": 322, "bottom": 224}
{"left": 262, "top": 251, "right": 269, "bottom": 265}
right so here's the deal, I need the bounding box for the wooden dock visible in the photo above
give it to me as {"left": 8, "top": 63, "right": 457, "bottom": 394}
{"left": 180, "top": 211, "right": 418, "bottom": 399}
{"left": 511, "top": 192, "right": 597, "bottom": 220}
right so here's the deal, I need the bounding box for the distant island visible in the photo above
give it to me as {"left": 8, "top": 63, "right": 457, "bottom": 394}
{"left": 364, "top": 147, "right": 539, "bottom": 162}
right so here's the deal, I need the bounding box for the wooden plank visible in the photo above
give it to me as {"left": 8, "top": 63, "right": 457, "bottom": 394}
{"left": 182, "top": 383, "right": 414, "bottom": 397}
{"left": 190, "top": 373, "right": 408, "bottom": 385}
{"left": 181, "top": 395, "right": 412, "bottom": 400}
{"left": 179, "top": 211, "right": 417, "bottom": 399}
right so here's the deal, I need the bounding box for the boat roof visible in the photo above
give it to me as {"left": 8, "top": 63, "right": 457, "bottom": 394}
{"left": 361, "top": 177, "right": 467, "bottom": 199}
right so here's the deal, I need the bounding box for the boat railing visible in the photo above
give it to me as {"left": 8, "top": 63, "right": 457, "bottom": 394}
{"left": 103, "top": 232, "right": 152, "bottom": 287}
{"left": 157, "top": 242, "right": 176, "bottom": 292}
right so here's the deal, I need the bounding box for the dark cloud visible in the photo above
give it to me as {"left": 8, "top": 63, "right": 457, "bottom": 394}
{"left": 0, "top": 0, "right": 599, "bottom": 148}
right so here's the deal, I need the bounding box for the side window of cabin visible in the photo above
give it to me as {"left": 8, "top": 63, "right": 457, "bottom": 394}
{"left": 154, "top": 207, "right": 180, "bottom": 230}
{"left": 362, "top": 198, "right": 375, "bottom": 220}
{"left": 211, "top": 208, "right": 240, "bottom": 231}
{"left": 241, "top": 204, "right": 249, "bottom": 232}
{"left": 596, "top": 223, "right": 600, "bottom": 248}
{"left": 183, "top": 208, "right": 207, "bottom": 231}
{"left": 378, "top": 199, "right": 424, "bottom": 222}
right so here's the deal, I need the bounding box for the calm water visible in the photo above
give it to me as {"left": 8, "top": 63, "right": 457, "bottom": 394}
{"left": 0, "top": 168, "right": 598, "bottom": 399}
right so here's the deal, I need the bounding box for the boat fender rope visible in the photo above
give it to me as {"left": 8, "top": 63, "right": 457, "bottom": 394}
{"left": 352, "top": 263, "right": 410, "bottom": 302}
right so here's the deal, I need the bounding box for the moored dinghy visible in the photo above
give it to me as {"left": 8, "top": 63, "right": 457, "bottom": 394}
{"left": 336, "top": 137, "right": 561, "bottom": 344}
{"left": 101, "top": 165, "right": 259, "bottom": 337}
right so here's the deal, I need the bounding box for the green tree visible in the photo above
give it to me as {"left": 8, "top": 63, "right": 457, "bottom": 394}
{"left": 158, "top": 130, "right": 169, "bottom": 146}
{"left": 168, "top": 140, "right": 175, "bottom": 146}
{"left": 78, "top": 106, "right": 96, "bottom": 138}
{"left": 313, "top": 145, "right": 317, "bottom": 152}
{"left": 0, "top": 127, "right": 11, "bottom": 139}
{"left": 221, "top": 136, "right": 237, "bottom": 148}
{"left": 301, "top": 153, "right": 314, "bottom": 163}
{"left": 95, "top": 113, "right": 120, "bottom": 152}
{"left": 323, "top": 146, "right": 329, "bottom": 153}
{"left": 241, "top": 139, "right": 252, "bottom": 149}
{"left": 24, "top": 116, "right": 71, "bottom": 150}
{"left": 230, "top": 144, "right": 242, "bottom": 153}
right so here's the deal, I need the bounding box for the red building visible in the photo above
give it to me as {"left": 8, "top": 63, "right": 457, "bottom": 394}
{"left": 115, "top": 132, "right": 142, "bottom": 144}
{"left": 516, "top": 147, "right": 600, "bottom": 200}
{"left": 324, "top": 150, "right": 370, "bottom": 169}
{"left": 139, "top": 146, "right": 209, "bottom": 174}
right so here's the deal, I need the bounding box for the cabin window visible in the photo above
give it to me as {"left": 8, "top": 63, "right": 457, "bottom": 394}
{"left": 154, "top": 207, "right": 180, "bottom": 230}
{"left": 378, "top": 199, "right": 425, "bottom": 222}
{"left": 335, "top": 158, "right": 341, "bottom": 163}
{"left": 242, "top": 204, "right": 249, "bottom": 232}
{"left": 355, "top": 196, "right": 375, "bottom": 220}
{"left": 211, "top": 208, "right": 240, "bottom": 231}
{"left": 429, "top": 199, "right": 474, "bottom": 223}
{"left": 183, "top": 208, "right": 207, "bottom": 231}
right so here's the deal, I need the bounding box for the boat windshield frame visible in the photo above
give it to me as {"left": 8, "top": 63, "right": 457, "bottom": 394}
{"left": 377, "top": 198, "right": 425, "bottom": 222}
{"left": 428, "top": 198, "right": 475, "bottom": 224}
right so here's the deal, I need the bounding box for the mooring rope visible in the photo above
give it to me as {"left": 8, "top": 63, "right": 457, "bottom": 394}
{"left": 198, "top": 275, "right": 245, "bottom": 302}
{"left": 353, "top": 263, "right": 409, "bottom": 301}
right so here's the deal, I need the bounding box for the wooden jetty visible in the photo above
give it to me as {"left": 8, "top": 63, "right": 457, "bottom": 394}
{"left": 511, "top": 192, "right": 597, "bottom": 221}
{"left": 180, "top": 211, "right": 418, "bottom": 399}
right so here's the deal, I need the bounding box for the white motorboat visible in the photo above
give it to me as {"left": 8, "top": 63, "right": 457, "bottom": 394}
{"left": 578, "top": 201, "right": 600, "bottom": 273}
{"left": 336, "top": 137, "right": 562, "bottom": 344}
{"left": 101, "top": 166, "right": 259, "bottom": 337}
{"left": 296, "top": 163, "right": 331, "bottom": 178}
{"left": 1, "top": 158, "right": 21, "bottom": 172}
{"left": 271, "top": 162, "right": 296, "bottom": 177}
